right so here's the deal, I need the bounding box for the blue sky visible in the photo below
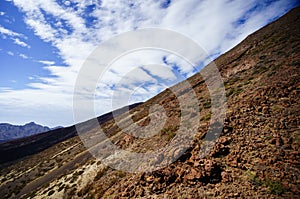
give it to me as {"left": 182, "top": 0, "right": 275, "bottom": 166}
{"left": 0, "top": 0, "right": 299, "bottom": 127}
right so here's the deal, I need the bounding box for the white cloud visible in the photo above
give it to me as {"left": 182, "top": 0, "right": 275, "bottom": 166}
{"left": 164, "top": 54, "right": 194, "bottom": 75}
{"left": 99, "top": 50, "right": 177, "bottom": 85}
{"left": 0, "top": 87, "right": 73, "bottom": 127}
{"left": 19, "top": 53, "right": 29, "bottom": 59}
{"left": 38, "top": 60, "right": 55, "bottom": 65}
{"left": 13, "top": 38, "right": 30, "bottom": 48}
{"left": 7, "top": 51, "right": 14, "bottom": 56}
{"left": 1, "top": 0, "right": 297, "bottom": 126}
{"left": 0, "top": 12, "right": 5, "bottom": 16}
{"left": 25, "top": 17, "right": 58, "bottom": 42}
{"left": 142, "top": 65, "right": 176, "bottom": 81}
{"left": 0, "top": 25, "right": 22, "bottom": 37}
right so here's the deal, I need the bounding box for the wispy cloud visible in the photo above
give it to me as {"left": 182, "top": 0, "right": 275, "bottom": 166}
{"left": 0, "top": 25, "right": 22, "bottom": 37}
{"left": 19, "top": 53, "right": 29, "bottom": 59}
{"left": 7, "top": 51, "right": 14, "bottom": 56}
{"left": 38, "top": 60, "right": 55, "bottom": 65}
{"left": 13, "top": 38, "right": 30, "bottom": 48}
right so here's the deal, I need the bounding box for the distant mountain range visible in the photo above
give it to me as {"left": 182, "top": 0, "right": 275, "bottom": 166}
{"left": 0, "top": 122, "right": 52, "bottom": 142}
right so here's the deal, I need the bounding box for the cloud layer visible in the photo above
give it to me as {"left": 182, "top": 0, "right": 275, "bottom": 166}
{"left": 0, "top": 0, "right": 298, "bottom": 126}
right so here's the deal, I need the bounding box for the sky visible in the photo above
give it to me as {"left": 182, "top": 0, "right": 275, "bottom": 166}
{"left": 0, "top": 0, "right": 299, "bottom": 127}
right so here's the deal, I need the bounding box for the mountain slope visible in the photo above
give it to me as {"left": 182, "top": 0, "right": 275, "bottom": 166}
{"left": 0, "top": 6, "right": 299, "bottom": 199}
{"left": 0, "top": 122, "right": 51, "bottom": 142}
{"left": 0, "top": 103, "right": 141, "bottom": 164}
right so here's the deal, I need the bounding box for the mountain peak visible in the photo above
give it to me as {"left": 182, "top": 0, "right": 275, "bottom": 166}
{"left": 0, "top": 122, "right": 51, "bottom": 142}
{"left": 25, "top": 122, "right": 36, "bottom": 126}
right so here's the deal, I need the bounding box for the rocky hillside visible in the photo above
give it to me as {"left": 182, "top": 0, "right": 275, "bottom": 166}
{"left": 0, "top": 6, "right": 299, "bottom": 199}
{"left": 0, "top": 103, "right": 141, "bottom": 164}
{"left": 0, "top": 122, "right": 50, "bottom": 142}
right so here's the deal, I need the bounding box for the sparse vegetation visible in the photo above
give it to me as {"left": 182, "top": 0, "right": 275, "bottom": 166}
{"left": 161, "top": 125, "right": 178, "bottom": 141}
{"left": 166, "top": 131, "right": 176, "bottom": 141}
{"left": 245, "top": 170, "right": 262, "bottom": 186}
{"left": 252, "top": 63, "right": 268, "bottom": 75}
{"left": 226, "top": 86, "right": 243, "bottom": 97}
{"left": 264, "top": 135, "right": 272, "bottom": 140}
{"left": 203, "top": 101, "right": 211, "bottom": 109}
{"left": 201, "top": 113, "right": 211, "bottom": 121}
{"left": 265, "top": 178, "right": 285, "bottom": 195}
{"left": 246, "top": 170, "right": 285, "bottom": 195}
{"left": 226, "top": 88, "right": 234, "bottom": 97}
{"left": 94, "top": 167, "right": 108, "bottom": 181}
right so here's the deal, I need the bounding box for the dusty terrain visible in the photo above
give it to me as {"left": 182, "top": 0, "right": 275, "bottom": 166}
{"left": 0, "top": 6, "right": 299, "bottom": 199}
